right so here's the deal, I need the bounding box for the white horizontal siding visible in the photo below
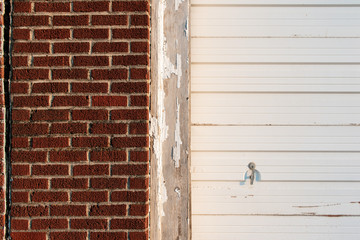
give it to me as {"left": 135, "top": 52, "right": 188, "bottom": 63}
{"left": 192, "top": 6, "right": 360, "bottom": 37}
{"left": 191, "top": 0, "right": 360, "bottom": 239}
{"left": 193, "top": 216, "right": 360, "bottom": 240}
{"left": 192, "top": 93, "right": 360, "bottom": 125}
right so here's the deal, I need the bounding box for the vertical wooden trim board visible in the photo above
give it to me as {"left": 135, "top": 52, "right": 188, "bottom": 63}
{"left": 150, "top": 0, "right": 191, "bottom": 239}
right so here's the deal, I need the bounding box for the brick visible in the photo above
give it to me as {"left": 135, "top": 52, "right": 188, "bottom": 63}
{"left": 12, "top": 123, "right": 48, "bottom": 136}
{"left": 12, "top": 206, "right": 49, "bottom": 217}
{"left": 57, "top": 136, "right": 94, "bottom": 148}
{"left": 35, "top": 29, "right": 70, "bottom": 40}
{"left": 73, "top": 29, "right": 109, "bottom": 39}
{"left": 12, "top": 56, "right": 29, "bottom": 66}
{"left": 31, "top": 109, "right": 69, "bottom": 121}
{"left": 13, "top": 69, "right": 49, "bottom": 80}
{"left": 32, "top": 165, "right": 69, "bottom": 176}
{"left": 32, "top": 137, "right": 69, "bottom": 148}
{"left": 129, "top": 204, "right": 149, "bottom": 216}
{"left": 131, "top": 15, "right": 149, "bottom": 26}
{"left": 91, "top": 123, "right": 127, "bottom": 134}
{"left": 113, "top": 55, "right": 149, "bottom": 66}
{"left": 12, "top": 164, "right": 30, "bottom": 176}
{"left": 110, "top": 218, "right": 148, "bottom": 230}
{"left": 130, "top": 95, "right": 149, "bottom": 106}
{"left": 113, "top": 29, "right": 149, "bottom": 39}
{"left": 32, "top": 219, "right": 68, "bottom": 230}
{"left": 91, "top": 178, "right": 127, "bottom": 189}
{"left": 92, "top": 96, "right": 127, "bottom": 106}
{"left": 130, "top": 68, "right": 149, "bottom": 80}
{"left": 35, "top": 2, "right": 70, "bottom": 12}
{"left": 13, "top": 16, "right": 49, "bottom": 27}
{"left": 51, "top": 178, "right": 88, "bottom": 189}
{"left": 11, "top": 219, "right": 29, "bottom": 230}
{"left": 33, "top": 56, "right": 70, "bottom": 67}
{"left": 31, "top": 191, "right": 68, "bottom": 202}
{"left": 51, "top": 205, "right": 86, "bottom": 217}
{"left": 13, "top": 42, "right": 49, "bottom": 53}
{"left": 92, "top": 15, "right": 128, "bottom": 26}
{"left": 13, "top": 96, "right": 49, "bottom": 107}
{"left": 71, "top": 219, "right": 107, "bottom": 229}
{"left": 13, "top": 2, "right": 32, "bottom": 13}
{"left": 111, "top": 191, "right": 149, "bottom": 203}
{"left": 50, "top": 123, "right": 87, "bottom": 134}
{"left": 92, "top": 42, "right": 128, "bottom": 53}
{"left": 112, "top": 164, "right": 148, "bottom": 175}
{"left": 72, "top": 82, "right": 108, "bottom": 93}
{"left": 89, "top": 205, "right": 126, "bottom": 216}
{"left": 49, "top": 232, "right": 87, "bottom": 240}
{"left": 12, "top": 178, "right": 48, "bottom": 190}
{"left": 11, "top": 232, "right": 46, "bottom": 240}
{"left": 73, "top": 164, "right": 109, "bottom": 176}
{"left": 12, "top": 137, "right": 29, "bottom": 148}
{"left": 11, "top": 82, "right": 29, "bottom": 94}
{"left": 52, "top": 96, "right": 89, "bottom": 107}
{"left": 90, "top": 150, "right": 126, "bottom": 162}
{"left": 73, "top": 1, "right": 109, "bottom": 12}
{"left": 11, "top": 151, "right": 47, "bottom": 163}
{"left": 111, "top": 109, "right": 148, "bottom": 120}
{"left": 52, "top": 69, "right": 88, "bottom": 80}
{"left": 72, "top": 191, "right": 108, "bottom": 202}
{"left": 72, "top": 110, "right": 108, "bottom": 121}
{"left": 12, "top": 29, "right": 30, "bottom": 40}
{"left": 73, "top": 56, "right": 109, "bottom": 67}
{"left": 12, "top": 191, "right": 29, "bottom": 203}
{"left": 112, "top": 1, "right": 150, "bottom": 12}
{"left": 111, "top": 82, "right": 148, "bottom": 93}
{"left": 32, "top": 82, "right": 69, "bottom": 93}
{"left": 131, "top": 42, "right": 149, "bottom": 53}
{"left": 53, "top": 15, "right": 89, "bottom": 26}
{"left": 129, "top": 232, "right": 148, "bottom": 240}
{"left": 129, "top": 177, "right": 149, "bottom": 190}
{"left": 92, "top": 69, "right": 128, "bottom": 80}
{"left": 129, "top": 122, "right": 148, "bottom": 135}
{"left": 90, "top": 232, "right": 127, "bottom": 240}
{"left": 112, "top": 137, "right": 148, "bottom": 148}
{"left": 53, "top": 42, "right": 90, "bottom": 53}
{"left": 49, "top": 151, "right": 87, "bottom": 162}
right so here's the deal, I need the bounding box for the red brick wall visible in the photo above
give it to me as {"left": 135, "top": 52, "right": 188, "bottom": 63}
{"left": 0, "top": 1, "right": 6, "bottom": 238}
{"left": 9, "top": 1, "right": 150, "bottom": 239}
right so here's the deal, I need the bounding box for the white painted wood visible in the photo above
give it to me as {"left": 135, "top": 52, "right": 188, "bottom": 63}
{"left": 193, "top": 216, "right": 360, "bottom": 240}
{"left": 192, "top": 0, "right": 360, "bottom": 5}
{"left": 192, "top": 38, "right": 360, "bottom": 63}
{"left": 192, "top": 126, "right": 360, "bottom": 151}
{"left": 192, "top": 64, "right": 360, "bottom": 92}
{"left": 192, "top": 93, "right": 360, "bottom": 124}
{"left": 192, "top": 6, "right": 360, "bottom": 37}
{"left": 190, "top": 0, "right": 360, "bottom": 239}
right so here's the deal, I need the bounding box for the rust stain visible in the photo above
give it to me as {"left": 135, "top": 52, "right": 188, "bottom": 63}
{"left": 350, "top": 201, "right": 360, "bottom": 204}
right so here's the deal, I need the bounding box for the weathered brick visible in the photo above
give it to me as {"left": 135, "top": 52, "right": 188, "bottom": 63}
{"left": 71, "top": 219, "right": 108, "bottom": 229}
{"left": 31, "top": 219, "right": 68, "bottom": 230}
{"left": 49, "top": 151, "right": 87, "bottom": 162}
{"left": 110, "top": 218, "right": 148, "bottom": 230}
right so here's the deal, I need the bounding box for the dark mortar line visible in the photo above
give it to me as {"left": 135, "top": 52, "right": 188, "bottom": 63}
{"left": 3, "top": 0, "right": 12, "bottom": 239}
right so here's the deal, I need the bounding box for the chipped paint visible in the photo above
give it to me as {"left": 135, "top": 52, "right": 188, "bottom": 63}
{"left": 172, "top": 98, "right": 182, "bottom": 168}
{"left": 175, "top": 0, "right": 185, "bottom": 11}
{"left": 174, "top": 187, "right": 181, "bottom": 198}
{"left": 151, "top": 0, "right": 170, "bottom": 234}
{"left": 184, "top": 17, "right": 189, "bottom": 40}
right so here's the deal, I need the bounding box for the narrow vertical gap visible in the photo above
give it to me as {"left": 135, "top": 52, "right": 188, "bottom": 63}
{"left": 3, "top": 0, "right": 12, "bottom": 238}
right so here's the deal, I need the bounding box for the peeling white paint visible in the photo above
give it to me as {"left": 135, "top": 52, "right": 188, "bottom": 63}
{"left": 185, "top": 17, "right": 189, "bottom": 40}
{"left": 152, "top": 0, "right": 170, "bottom": 234}
{"left": 175, "top": 0, "right": 185, "bottom": 11}
{"left": 174, "top": 187, "right": 181, "bottom": 198}
{"left": 163, "top": 53, "right": 182, "bottom": 88}
{"left": 172, "top": 98, "right": 182, "bottom": 168}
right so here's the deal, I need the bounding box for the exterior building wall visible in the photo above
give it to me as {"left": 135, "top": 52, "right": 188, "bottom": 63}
{"left": 1, "top": 1, "right": 6, "bottom": 238}
{"left": 7, "top": 1, "right": 150, "bottom": 239}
